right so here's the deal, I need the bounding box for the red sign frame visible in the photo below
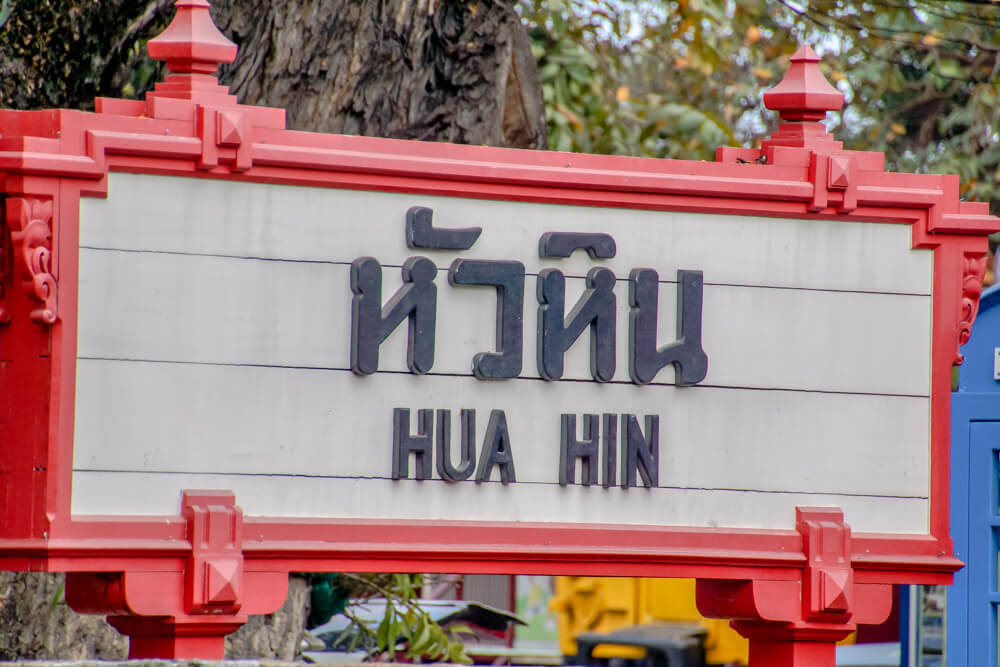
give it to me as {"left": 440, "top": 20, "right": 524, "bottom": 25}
{"left": 0, "top": 3, "right": 995, "bottom": 663}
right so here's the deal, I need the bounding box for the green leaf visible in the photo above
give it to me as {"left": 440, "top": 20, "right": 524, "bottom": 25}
{"left": 937, "top": 59, "right": 962, "bottom": 80}
{"left": 676, "top": 109, "right": 704, "bottom": 133}
{"left": 376, "top": 605, "right": 392, "bottom": 651}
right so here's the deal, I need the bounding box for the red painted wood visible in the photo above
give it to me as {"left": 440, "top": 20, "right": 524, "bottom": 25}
{"left": 738, "top": 625, "right": 846, "bottom": 667}
{"left": 763, "top": 46, "right": 843, "bottom": 123}
{"left": 145, "top": 0, "right": 236, "bottom": 76}
{"left": 696, "top": 509, "right": 895, "bottom": 666}
{"left": 109, "top": 616, "right": 242, "bottom": 660}
{"left": 0, "top": 2, "right": 996, "bottom": 658}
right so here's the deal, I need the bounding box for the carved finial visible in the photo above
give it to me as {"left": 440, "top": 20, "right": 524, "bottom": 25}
{"left": 765, "top": 46, "right": 844, "bottom": 121}
{"left": 144, "top": 0, "right": 239, "bottom": 107}
{"left": 762, "top": 46, "right": 844, "bottom": 151}
{"left": 148, "top": 0, "right": 237, "bottom": 75}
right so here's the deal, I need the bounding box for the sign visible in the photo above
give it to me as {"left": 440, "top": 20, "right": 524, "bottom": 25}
{"left": 74, "top": 172, "right": 933, "bottom": 535}
{"left": 0, "top": 2, "right": 996, "bottom": 661}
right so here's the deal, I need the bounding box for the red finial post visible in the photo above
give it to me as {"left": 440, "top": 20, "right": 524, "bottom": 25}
{"left": 145, "top": 0, "right": 238, "bottom": 106}
{"left": 762, "top": 46, "right": 845, "bottom": 151}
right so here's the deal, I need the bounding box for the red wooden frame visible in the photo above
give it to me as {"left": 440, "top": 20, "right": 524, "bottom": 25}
{"left": 0, "top": 4, "right": 995, "bottom": 663}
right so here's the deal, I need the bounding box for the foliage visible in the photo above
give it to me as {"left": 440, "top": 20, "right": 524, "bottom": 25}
{"left": 0, "top": 0, "right": 168, "bottom": 110}
{"left": 329, "top": 574, "right": 473, "bottom": 664}
{"left": 520, "top": 0, "right": 799, "bottom": 159}
{"left": 782, "top": 0, "right": 1000, "bottom": 205}
{"left": 523, "top": 0, "right": 1000, "bottom": 205}
{"left": 307, "top": 573, "right": 350, "bottom": 629}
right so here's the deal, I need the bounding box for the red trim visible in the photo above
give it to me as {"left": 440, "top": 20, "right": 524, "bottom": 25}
{"left": 0, "top": 80, "right": 991, "bottom": 590}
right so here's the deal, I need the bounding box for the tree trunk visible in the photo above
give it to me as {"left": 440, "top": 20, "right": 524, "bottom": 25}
{"left": 211, "top": 0, "right": 546, "bottom": 148}
{"left": 225, "top": 575, "right": 310, "bottom": 660}
{"left": 1, "top": 0, "right": 546, "bottom": 146}
{"left": 0, "top": 573, "right": 126, "bottom": 660}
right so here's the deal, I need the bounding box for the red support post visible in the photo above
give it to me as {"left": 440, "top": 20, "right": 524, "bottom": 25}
{"left": 696, "top": 508, "right": 893, "bottom": 667}
{"left": 66, "top": 490, "right": 288, "bottom": 659}
{"left": 108, "top": 616, "right": 246, "bottom": 660}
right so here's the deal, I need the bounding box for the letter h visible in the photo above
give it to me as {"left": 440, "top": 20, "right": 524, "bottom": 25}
{"left": 351, "top": 256, "right": 437, "bottom": 375}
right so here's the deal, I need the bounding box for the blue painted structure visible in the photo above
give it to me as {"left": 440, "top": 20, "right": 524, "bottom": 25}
{"left": 949, "top": 283, "right": 1000, "bottom": 666}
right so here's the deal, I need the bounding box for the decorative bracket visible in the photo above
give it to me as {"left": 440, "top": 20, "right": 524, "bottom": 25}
{"left": 64, "top": 489, "right": 287, "bottom": 659}
{"left": 695, "top": 506, "right": 893, "bottom": 667}
{"left": 183, "top": 489, "right": 243, "bottom": 615}
{"left": 196, "top": 105, "right": 251, "bottom": 172}
{"left": 808, "top": 152, "right": 857, "bottom": 214}
{"left": 5, "top": 198, "right": 57, "bottom": 325}
{"left": 0, "top": 204, "right": 11, "bottom": 325}
{"left": 798, "top": 507, "right": 852, "bottom": 622}
{"left": 957, "top": 251, "right": 988, "bottom": 365}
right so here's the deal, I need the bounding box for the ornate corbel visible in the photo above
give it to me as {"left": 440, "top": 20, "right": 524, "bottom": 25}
{"left": 6, "top": 197, "right": 57, "bottom": 325}
{"left": 695, "top": 507, "right": 893, "bottom": 667}
{"left": 183, "top": 490, "right": 243, "bottom": 615}
{"left": 798, "top": 507, "right": 853, "bottom": 622}
{"left": 0, "top": 201, "right": 11, "bottom": 325}
{"left": 956, "top": 251, "right": 988, "bottom": 365}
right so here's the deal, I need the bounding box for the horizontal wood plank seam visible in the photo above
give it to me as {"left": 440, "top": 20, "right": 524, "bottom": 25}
{"left": 74, "top": 356, "right": 932, "bottom": 398}
{"left": 77, "top": 245, "right": 934, "bottom": 297}
{"left": 70, "top": 469, "right": 930, "bottom": 501}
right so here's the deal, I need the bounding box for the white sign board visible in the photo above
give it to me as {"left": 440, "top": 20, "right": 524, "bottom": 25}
{"left": 72, "top": 172, "right": 932, "bottom": 533}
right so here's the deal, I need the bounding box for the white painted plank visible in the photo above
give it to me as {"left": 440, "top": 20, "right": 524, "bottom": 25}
{"left": 73, "top": 359, "right": 930, "bottom": 499}
{"left": 76, "top": 248, "right": 932, "bottom": 395}
{"left": 70, "top": 470, "right": 929, "bottom": 534}
{"left": 78, "top": 173, "right": 933, "bottom": 296}
{"left": 71, "top": 173, "right": 936, "bottom": 535}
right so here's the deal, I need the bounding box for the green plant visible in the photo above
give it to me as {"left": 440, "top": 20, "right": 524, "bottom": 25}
{"left": 330, "top": 574, "right": 473, "bottom": 663}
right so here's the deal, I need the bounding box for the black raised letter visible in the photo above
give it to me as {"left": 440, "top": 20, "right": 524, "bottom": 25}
{"left": 559, "top": 414, "right": 599, "bottom": 486}
{"left": 537, "top": 267, "right": 616, "bottom": 382}
{"left": 449, "top": 259, "right": 525, "bottom": 379}
{"left": 602, "top": 413, "right": 618, "bottom": 488}
{"left": 539, "top": 232, "right": 617, "bottom": 259}
{"left": 621, "top": 414, "right": 658, "bottom": 488}
{"left": 475, "top": 410, "right": 516, "bottom": 484}
{"left": 628, "top": 269, "right": 708, "bottom": 385}
{"left": 351, "top": 256, "right": 437, "bottom": 375}
{"left": 392, "top": 408, "right": 434, "bottom": 480}
{"left": 406, "top": 206, "right": 482, "bottom": 251}
{"left": 436, "top": 409, "right": 476, "bottom": 482}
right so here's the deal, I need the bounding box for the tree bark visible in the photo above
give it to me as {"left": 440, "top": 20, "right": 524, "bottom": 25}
{"left": 1, "top": 0, "right": 546, "bottom": 148}
{"left": 211, "top": 0, "right": 545, "bottom": 148}
{"left": 0, "top": 573, "right": 126, "bottom": 660}
{"left": 225, "top": 575, "right": 310, "bottom": 660}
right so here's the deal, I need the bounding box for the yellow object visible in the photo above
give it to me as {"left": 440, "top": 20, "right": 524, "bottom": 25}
{"left": 550, "top": 577, "right": 749, "bottom": 666}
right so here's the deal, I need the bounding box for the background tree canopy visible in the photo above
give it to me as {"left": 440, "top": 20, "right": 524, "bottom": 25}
{"left": 1, "top": 0, "right": 996, "bottom": 205}
{"left": 523, "top": 0, "right": 1000, "bottom": 210}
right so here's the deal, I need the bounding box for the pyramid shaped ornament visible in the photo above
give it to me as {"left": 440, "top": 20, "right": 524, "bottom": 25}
{"left": 828, "top": 154, "right": 851, "bottom": 189}
{"left": 760, "top": 45, "right": 846, "bottom": 152}
{"left": 205, "top": 558, "right": 240, "bottom": 605}
{"left": 820, "top": 569, "right": 851, "bottom": 612}
{"left": 764, "top": 45, "right": 844, "bottom": 121}
{"left": 143, "top": 0, "right": 240, "bottom": 109}
{"left": 216, "top": 109, "right": 245, "bottom": 147}
{"left": 148, "top": 0, "right": 237, "bottom": 75}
